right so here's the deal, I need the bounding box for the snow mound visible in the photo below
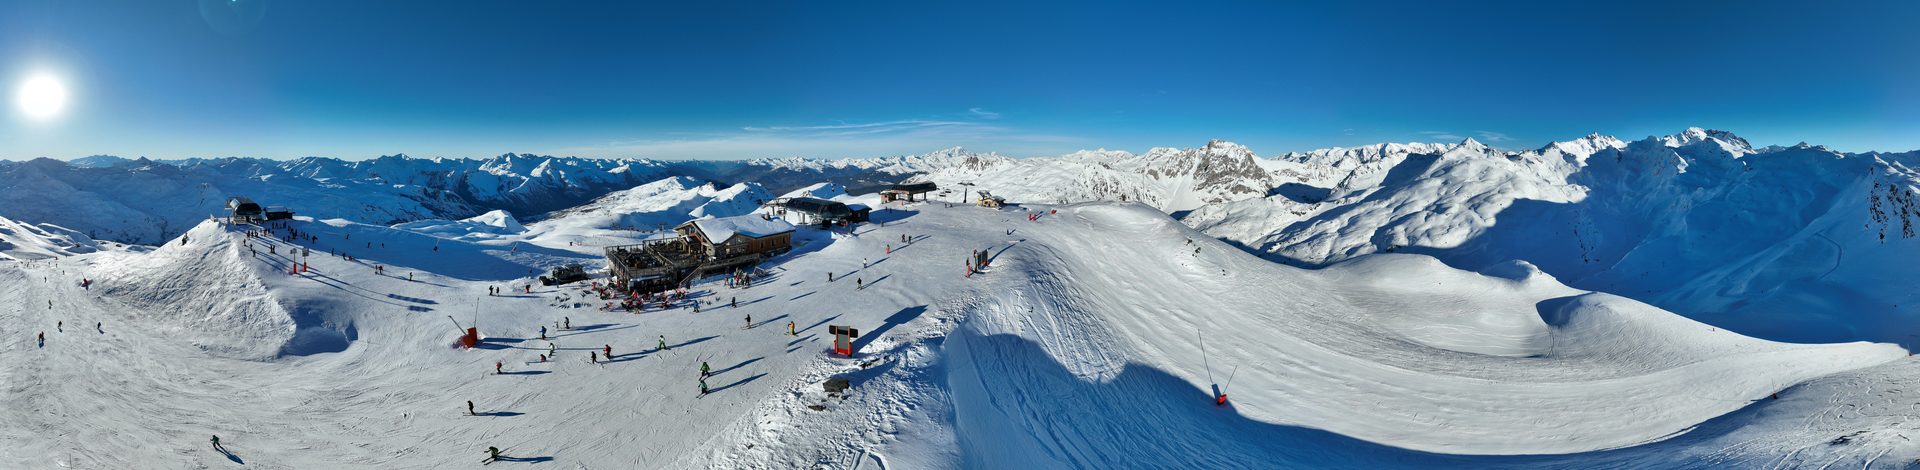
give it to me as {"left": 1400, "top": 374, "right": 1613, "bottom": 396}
{"left": 464, "top": 210, "right": 525, "bottom": 232}
{"left": 0, "top": 216, "right": 100, "bottom": 260}
{"left": 779, "top": 182, "right": 849, "bottom": 200}
{"left": 392, "top": 210, "right": 528, "bottom": 241}
{"left": 89, "top": 220, "right": 348, "bottom": 360}
{"left": 526, "top": 176, "right": 774, "bottom": 246}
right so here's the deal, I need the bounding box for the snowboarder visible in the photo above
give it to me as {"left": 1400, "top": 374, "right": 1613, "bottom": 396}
{"left": 211, "top": 435, "right": 224, "bottom": 452}
{"left": 483, "top": 446, "right": 501, "bottom": 464}
{"left": 467, "top": 400, "right": 476, "bottom": 416}
{"left": 658, "top": 335, "right": 669, "bottom": 351}
{"left": 701, "top": 361, "right": 711, "bottom": 378}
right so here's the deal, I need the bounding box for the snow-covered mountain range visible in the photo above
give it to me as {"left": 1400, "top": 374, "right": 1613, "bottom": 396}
{"left": 11, "top": 128, "right": 1920, "bottom": 350}
{"left": 0, "top": 154, "right": 927, "bottom": 245}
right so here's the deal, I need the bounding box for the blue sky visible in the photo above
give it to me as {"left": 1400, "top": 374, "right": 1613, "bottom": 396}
{"left": 2, "top": 1, "right": 1917, "bottom": 160}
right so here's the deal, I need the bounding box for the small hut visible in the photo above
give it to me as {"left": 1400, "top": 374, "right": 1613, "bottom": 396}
{"left": 768, "top": 197, "right": 861, "bottom": 226}
{"left": 879, "top": 182, "right": 938, "bottom": 203}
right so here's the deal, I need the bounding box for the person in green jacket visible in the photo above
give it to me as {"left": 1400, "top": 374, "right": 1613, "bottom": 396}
{"left": 484, "top": 446, "right": 501, "bottom": 463}
{"left": 700, "top": 361, "right": 711, "bottom": 378}
{"left": 658, "top": 335, "right": 669, "bottom": 351}
{"left": 210, "top": 435, "right": 224, "bottom": 452}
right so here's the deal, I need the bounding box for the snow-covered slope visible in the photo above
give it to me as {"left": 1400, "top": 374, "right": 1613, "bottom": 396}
{"left": 531, "top": 176, "right": 772, "bottom": 235}
{"left": 0, "top": 198, "right": 1914, "bottom": 467}
{"left": 0, "top": 215, "right": 99, "bottom": 260}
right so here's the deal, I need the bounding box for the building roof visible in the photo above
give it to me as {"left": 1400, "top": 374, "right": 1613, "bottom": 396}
{"left": 888, "top": 182, "right": 938, "bottom": 193}
{"left": 678, "top": 215, "right": 795, "bottom": 243}
{"left": 780, "top": 197, "right": 852, "bottom": 217}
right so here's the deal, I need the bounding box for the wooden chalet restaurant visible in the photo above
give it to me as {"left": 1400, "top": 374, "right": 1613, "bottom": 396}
{"left": 603, "top": 214, "right": 796, "bottom": 293}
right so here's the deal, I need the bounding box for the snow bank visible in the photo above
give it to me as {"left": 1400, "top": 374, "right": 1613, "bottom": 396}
{"left": 0, "top": 216, "right": 100, "bottom": 260}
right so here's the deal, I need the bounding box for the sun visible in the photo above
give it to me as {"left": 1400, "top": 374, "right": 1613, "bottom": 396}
{"left": 16, "top": 73, "right": 68, "bottom": 121}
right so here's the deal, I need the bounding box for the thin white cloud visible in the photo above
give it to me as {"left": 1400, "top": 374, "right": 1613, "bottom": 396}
{"left": 1474, "top": 130, "right": 1513, "bottom": 142}
{"left": 741, "top": 119, "right": 984, "bottom": 137}
{"left": 968, "top": 107, "right": 1001, "bottom": 120}
{"left": 1418, "top": 131, "right": 1467, "bottom": 141}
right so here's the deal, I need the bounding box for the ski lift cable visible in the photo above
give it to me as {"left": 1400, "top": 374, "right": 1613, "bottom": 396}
{"left": 1198, "top": 328, "right": 1214, "bottom": 384}
{"left": 1222, "top": 365, "right": 1241, "bottom": 395}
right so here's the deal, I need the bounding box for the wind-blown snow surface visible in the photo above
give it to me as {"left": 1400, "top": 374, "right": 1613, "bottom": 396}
{"left": 0, "top": 215, "right": 99, "bottom": 260}
{"left": 2, "top": 200, "right": 1914, "bottom": 468}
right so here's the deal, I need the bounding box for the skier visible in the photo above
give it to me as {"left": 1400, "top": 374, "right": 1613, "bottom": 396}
{"left": 548, "top": 343, "right": 557, "bottom": 357}
{"left": 495, "top": 361, "right": 503, "bottom": 375}
{"left": 745, "top": 314, "right": 752, "bottom": 329}
{"left": 788, "top": 321, "right": 796, "bottom": 336}
{"left": 211, "top": 435, "right": 225, "bottom": 452}
{"left": 701, "top": 361, "right": 711, "bottom": 378}
{"left": 699, "top": 377, "right": 709, "bottom": 396}
{"left": 538, "top": 354, "right": 547, "bottom": 363}
{"left": 857, "top": 278, "right": 863, "bottom": 289}
{"left": 96, "top": 322, "right": 102, "bottom": 334}
{"left": 658, "top": 335, "right": 669, "bottom": 351}
{"left": 57, "top": 321, "right": 62, "bottom": 332}
{"left": 590, "top": 352, "right": 598, "bottom": 364}
{"left": 539, "top": 326, "right": 547, "bottom": 340}
{"left": 564, "top": 317, "right": 571, "bottom": 330}
{"left": 731, "top": 297, "right": 737, "bottom": 308}
{"left": 603, "top": 344, "right": 612, "bottom": 359}
{"left": 483, "top": 446, "right": 501, "bottom": 464}
{"left": 37, "top": 331, "right": 44, "bottom": 346}
{"left": 467, "top": 400, "right": 476, "bottom": 416}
